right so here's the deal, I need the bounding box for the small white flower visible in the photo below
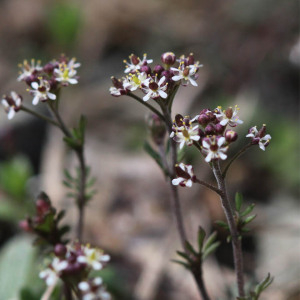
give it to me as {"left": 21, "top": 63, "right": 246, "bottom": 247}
{"left": 109, "top": 76, "right": 126, "bottom": 97}
{"left": 202, "top": 136, "right": 228, "bottom": 162}
{"left": 54, "top": 63, "right": 78, "bottom": 85}
{"left": 79, "top": 277, "right": 111, "bottom": 300}
{"left": 124, "top": 53, "right": 153, "bottom": 73}
{"left": 67, "top": 57, "right": 81, "bottom": 69}
{"left": 28, "top": 78, "right": 56, "bottom": 105}
{"left": 246, "top": 125, "right": 271, "bottom": 151}
{"left": 171, "top": 63, "right": 199, "bottom": 86}
{"left": 1, "top": 91, "right": 22, "bottom": 120}
{"left": 77, "top": 245, "right": 110, "bottom": 271}
{"left": 39, "top": 257, "right": 68, "bottom": 286}
{"left": 123, "top": 72, "right": 148, "bottom": 91}
{"left": 142, "top": 76, "right": 168, "bottom": 101}
{"left": 17, "top": 59, "right": 42, "bottom": 81}
{"left": 170, "top": 115, "right": 200, "bottom": 149}
{"left": 172, "top": 163, "right": 196, "bottom": 188}
{"left": 214, "top": 105, "right": 243, "bottom": 127}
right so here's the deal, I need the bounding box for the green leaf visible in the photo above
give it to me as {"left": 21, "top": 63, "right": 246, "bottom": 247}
{"left": 240, "top": 203, "right": 255, "bottom": 217}
{"left": 64, "top": 169, "right": 75, "bottom": 181}
{"left": 34, "top": 213, "right": 55, "bottom": 233}
{"left": 56, "top": 210, "right": 66, "bottom": 223}
{"left": 197, "top": 226, "right": 206, "bottom": 252}
{"left": 63, "top": 136, "right": 80, "bottom": 149}
{"left": 202, "top": 241, "right": 221, "bottom": 260}
{"left": 62, "top": 180, "right": 73, "bottom": 188}
{"left": 243, "top": 214, "right": 257, "bottom": 225}
{"left": 235, "top": 192, "right": 243, "bottom": 212}
{"left": 0, "top": 236, "right": 37, "bottom": 300}
{"left": 185, "top": 240, "right": 198, "bottom": 256}
{"left": 87, "top": 177, "right": 96, "bottom": 188}
{"left": 144, "top": 141, "right": 165, "bottom": 173}
{"left": 215, "top": 220, "right": 229, "bottom": 229}
{"left": 203, "top": 231, "right": 217, "bottom": 252}
{"left": 171, "top": 259, "right": 190, "bottom": 269}
{"left": 254, "top": 273, "right": 273, "bottom": 297}
{"left": 176, "top": 250, "right": 190, "bottom": 261}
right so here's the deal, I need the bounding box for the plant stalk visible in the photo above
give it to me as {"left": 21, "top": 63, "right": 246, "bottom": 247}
{"left": 212, "top": 161, "right": 245, "bottom": 297}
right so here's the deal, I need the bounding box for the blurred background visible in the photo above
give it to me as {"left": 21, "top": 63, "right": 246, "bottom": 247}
{"left": 0, "top": 0, "right": 299, "bottom": 299}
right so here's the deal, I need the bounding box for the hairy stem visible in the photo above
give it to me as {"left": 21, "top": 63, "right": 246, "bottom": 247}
{"left": 161, "top": 103, "right": 211, "bottom": 300}
{"left": 20, "top": 106, "right": 60, "bottom": 127}
{"left": 212, "top": 161, "right": 245, "bottom": 297}
{"left": 47, "top": 102, "right": 87, "bottom": 242}
{"left": 195, "top": 179, "right": 222, "bottom": 196}
{"left": 222, "top": 143, "right": 252, "bottom": 178}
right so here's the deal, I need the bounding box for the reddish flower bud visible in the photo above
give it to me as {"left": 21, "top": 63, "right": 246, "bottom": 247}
{"left": 36, "top": 199, "right": 51, "bottom": 216}
{"left": 43, "top": 63, "right": 55, "bottom": 74}
{"left": 198, "top": 114, "right": 210, "bottom": 126}
{"left": 225, "top": 107, "right": 233, "bottom": 119}
{"left": 153, "top": 65, "right": 164, "bottom": 75}
{"left": 19, "top": 219, "right": 32, "bottom": 232}
{"left": 225, "top": 129, "right": 238, "bottom": 142}
{"left": 205, "top": 124, "right": 216, "bottom": 135}
{"left": 258, "top": 124, "right": 267, "bottom": 138}
{"left": 54, "top": 244, "right": 67, "bottom": 257}
{"left": 175, "top": 114, "right": 184, "bottom": 127}
{"left": 215, "top": 123, "right": 225, "bottom": 134}
{"left": 140, "top": 65, "right": 151, "bottom": 74}
{"left": 161, "top": 52, "right": 176, "bottom": 66}
{"left": 187, "top": 53, "right": 195, "bottom": 65}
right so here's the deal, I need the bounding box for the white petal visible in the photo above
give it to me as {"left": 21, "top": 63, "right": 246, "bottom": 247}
{"left": 172, "top": 75, "right": 182, "bottom": 81}
{"left": 31, "top": 82, "right": 39, "bottom": 89}
{"left": 47, "top": 92, "right": 57, "bottom": 100}
{"left": 259, "top": 143, "right": 265, "bottom": 151}
{"left": 32, "top": 96, "right": 39, "bottom": 105}
{"left": 68, "top": 78, "right": 78, "bottom": 84}
{"left": 143, "top": 92, "right": 151, "bottom": 102}
{"left": 264, "top": 134, "right": 271, "bottom": 140}
{"left": 205, "top": 152, "right": 213, "bottom": 162}
{"left": 93, "top": 277, "right": 103, "bottom": 285}
{"left": 172, "top": 178, "right": 184, "bottom": 185}
{"left": 78, "top": 282, "right": 90, "bottom": 291}
{"left": 189, "top": 78, "right": 198, "bottom": 86}
{"left": 101, "top": 254, "right": 110, "bottom": 262}
{"left": 217, "top": 137, "right": 225, "bottom": 147}
{"left": 218, "top": 152, "right": 227, "bottom": 160}
{"left": 158, "top": 76, "right": 166, "bottom": 85}
{"left": 158, "top": 90, "right": 168, "bottom": 99}
{"left": 77, "top": 256, "right": 87, "bottom": 263}
{"left": 220, "top": 119, "right": 228, "bottom": 126}
{"left": 178, "top": 163, "right": 185, "bottom": 170}
{"left": 202, "top": 140, "right": 210, "bottom": 149}
{"left": 92, "top": 261, "right": 102, "bottom": 270}
{"left": 185, "top": 180, "right": 193, "bottom": 187}
{"left": 179, "top": 141, "right": 185, "bottom": 149}
{"left": 191, "top": 135, "right": 200, "bottom": 141}
{"left": 1, "top": 99, "right": 9, "bottom": 108}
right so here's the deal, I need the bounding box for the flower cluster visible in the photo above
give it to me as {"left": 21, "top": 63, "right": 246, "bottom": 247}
{"left": 1, "top": 55, "right": 80, "bottom": 119}
{"left": 110, "top": 52, "right": 202, "bottom": 101}
{"left": 170, "top": 106, "right": 243, "bottom": 162}
{"left": 40, "top": 242, "right": 111, "bottom": 300}
{"left": 246, "top": 124, "right": 271, "bottom": 151}
{"left": 172, "top": 163, "right": 197, "bottom": 187}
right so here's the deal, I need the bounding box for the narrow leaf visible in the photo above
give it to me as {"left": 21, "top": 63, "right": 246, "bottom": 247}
{"left": 202, "top": 241, "right": 220, "bottom": 260}
{"left": 203, "top": 231, "right": 218, "bottom": 252}
{"left": 197, "top": 227, "right": 206, "bottom": 252}
{"left": 176, "top": 250, "right": 190, "bottom": 261}
{"left": 171, "top": 259, "right": 190, "bottom": 269}
{"left": 244, "top": 214, "right": 256, "bottom": 225}
{"left": 240, "top": 203, "right": 255, "bottom": 217}
{"left": 185, "top": 240, "right": 198, "bottom": 256}
{"left": 235, "top": 192, "right": 243, "bottom": 212}
{"left": 215, "top": 220, "right": 229, "bottom": 229}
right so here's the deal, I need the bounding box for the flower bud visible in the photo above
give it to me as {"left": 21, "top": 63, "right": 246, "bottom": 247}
{"left": 19, "top": 219, "right": 32, "bottom": 232}
{"left": 225, "top": 107, "right": 233, "bottom": 119}
{"left": 161, "top": 52, "right": 176, "bottom": 66}
{"left": 43, "top": 63, "right": 55, "bottom": 74}
{"left": 175, "top": 114, "right": 184, "bottom": 127}
{"left": 215, "top": 123, "right": 225, "bottom": 134}
{"left": 36, "top": 192, "right": 52, "bottom": 216}
{"left": 140, "top": 65, "right": 151, "bottom": 74}
{"left": 54, "top": 244, "right": 67, "bottom": 257}
{"left": 258, "top": 124, "right": 267, "bottom": 138}
{"left": 225, "top": 129, "right": 238, "bottom": 142}
{"left": 205, "top": 124, "right": 215, "bottom": 135}
{"left": 147, "top": 114, "right": 166, "bottom": 145}
{"left": 153, "top": 64, "right": 164, "bottom": 75}
{"left": 198, "top": 114, "right": 210, "bottom": 126}
{"left": 187, "top": 53, "right": 195, "bottom": 65}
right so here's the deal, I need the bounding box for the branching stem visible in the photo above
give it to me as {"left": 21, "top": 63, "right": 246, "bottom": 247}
{"left": 212, "top": 161, "right": 245, "bottom": 297}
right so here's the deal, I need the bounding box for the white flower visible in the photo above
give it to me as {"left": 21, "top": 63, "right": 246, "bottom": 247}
{"left": 28, "top": 78, "right": 56, "bottom": 105}
{"left": 109, "top": 76, "right": 127, "bottom": 97}
{"left": 79, "top": 277, "right": 111, "bottom": 300}
{"left": 124, "top": 53, "right": 153, "bottom": 73}
{"left": 171, "top": 63, "right": 199, "bottom": 86}
{"left": 123, "top": 72, "right": 148, "bottom": 91}
{"left": 39, "top": 257, "right": 68, "bottom": 286}
{"left": 1, "top": 91, "right": 22, "bottom": 119}
{"left": 54, "top": 63, "right": 78, "bottom": 85}
{"left": 67, "top": 57, "right": 81, "bottom": 69}
{"left": 17, "top": 59, "right": 42, "bottom": 81}
{"left": 214, "top": 105, "right": 243, "bottom": 127}
{"left": 246, "top": 125, "right": 271, "bottom": 151}
{"left": 77, "top": 245, "right": 110, "bottom": 270}
{"left": 170, "top": 115, "right": 200, "bottom": 149}
{"left": 202, "top": 136, "right": 228, "bottom": 162}
{"left": 172, "top": 163, "right": 196, "bottom": 188}
{"left": 142, "top": 76, "right": 168, "bottom": 101}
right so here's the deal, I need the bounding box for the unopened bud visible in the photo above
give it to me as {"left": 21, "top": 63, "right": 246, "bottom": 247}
{"left": 198, "top": 114, "right": 210, "bottom": 126}
{"left": 225, "top": 130, "right": 238, "bottom": 142}
{"left": 215, "top": 123, "right": 225, "bottom": 134}
{"left": 187, "top": 53, "right": 195, "bottom": 65}
{"left": 225, "top": 107, "right": 233, "bottom": 119}
{"left": 205, "top": 124, "right": 215, "bottom": 135}
{"left": 140, "top": 65, "right": 151, "bottom": 74}
{"left": 258, "top": 124, "right": 267, "bottom": 138}
{"left": 161, "top": 52, "right": 176, "bottom": 66}
{"left": 153, "top": 65, "right": 164, "bottom": 75}
{"left": 19, "top": 219, "right": 32, "bottom": 232}
{"left": 54, "top": 244, "right": 67, "bottom": 257}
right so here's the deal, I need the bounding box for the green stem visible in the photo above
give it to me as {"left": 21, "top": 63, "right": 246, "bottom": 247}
{"left": 127, "top": 92, "right": 165, "bottom": 121}
{"left": 20, "top": 106, "right": 60, "bottom": 127}
{"left": 212, "top": 161, "right": 245, "bottom": 297}
{"left": 222, "top": 143, "right": 252, "bottom": 178}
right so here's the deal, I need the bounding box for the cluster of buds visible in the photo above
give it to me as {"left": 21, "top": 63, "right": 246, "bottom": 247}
{"left": 1, "top": 55, "right": 80, "bottom": 119}
{"left": 19, "top": 192, "right": 68, "bottom": 246}
{"left": 40, "top": 242, "right": 111, "bottom": 300}
{"left": 110, "top": 52, "right": 203, "bottom": 101}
